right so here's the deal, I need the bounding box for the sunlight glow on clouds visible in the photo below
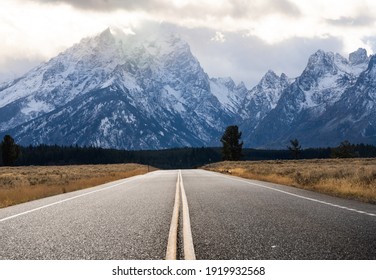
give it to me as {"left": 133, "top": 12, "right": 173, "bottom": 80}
{"left": 1, "top": 0, "right": 376, "bottom": 85}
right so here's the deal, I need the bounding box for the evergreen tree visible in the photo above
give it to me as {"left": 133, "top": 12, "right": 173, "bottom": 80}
{"left": 331, "top": 140, "right": 356, "bottom": 158}
{"left": 288, "top": 138, "right": 301, "bottom": 159}
{"left": 1, "top": 135, "right": 20, "bottom": 166}
{"left": 220, "top": 125, "right": 243, "bottom": 161}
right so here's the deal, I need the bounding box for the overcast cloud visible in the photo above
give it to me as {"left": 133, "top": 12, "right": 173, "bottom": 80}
{"left": 1, "top": 0, "right": 376, "bottom": 87}
{"left": 31, "top": 0, "right": 168, "bottom": 12}
{"left": 32, "top": 0, "right": 301, "bottom": 18}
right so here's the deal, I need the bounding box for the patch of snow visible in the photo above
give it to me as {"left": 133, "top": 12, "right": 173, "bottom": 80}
{"left": 101, "top": 77, "right": 116, "bottom": 89}
{"left": 164, "top": 85, "right": 182, "bottom": 99}
{"left": 99, "top": 117, "right": 112, "bottom": 137}
{"left": 210, "top": 79, "right": 231, "bottom": 106}
{"left": 163, "top": 85, "right": 185, "bottom": 113}
{"left": 20, "top": 99, "right": 54, "bottom": 115}
{"left": 303, "top": 91, "right": 316, "bottom": 108}
{"left": 123, "top": 113, "right": 136, "bottom": 124}
{"left": 121, "top": 72, "right": 142, "bottom": 91}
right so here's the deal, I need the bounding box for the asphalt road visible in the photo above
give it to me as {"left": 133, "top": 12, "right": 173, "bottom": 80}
{"left": 0, "top": 171, "right": 177, "bottom": 259}
{"left": 183, "top": 170, "right": 376, "bottom": 259}
{"left": 0, "top": 169, "right": 375, "bottom": 259}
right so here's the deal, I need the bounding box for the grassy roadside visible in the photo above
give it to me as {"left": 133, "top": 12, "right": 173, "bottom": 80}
{"left": 202, "top": 158, "right": 376, "bottom": 204}
{"left": 0, "top": 164, "right": 152, "bottom": 208}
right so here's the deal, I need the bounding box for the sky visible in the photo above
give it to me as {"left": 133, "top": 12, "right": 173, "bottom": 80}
{"left": 1, "top": 0, "right": 376, "bottom": 87}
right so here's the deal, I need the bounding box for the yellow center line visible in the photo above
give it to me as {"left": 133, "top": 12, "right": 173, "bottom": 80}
{"left": 165, "top": 170, "right": 196, "bottom": 260}
{"left": 165, "top": 171, "right": 181, "bottom": 260}
{"left": 179, "top": 170, "right": 196, "bottom": 260}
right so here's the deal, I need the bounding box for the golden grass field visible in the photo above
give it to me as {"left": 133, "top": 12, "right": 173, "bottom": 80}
{"left": 203, "top": 158, "right": 376, "bottom": 204}
{"left": 0, "top": 164, "right": 150, "bottom": 208}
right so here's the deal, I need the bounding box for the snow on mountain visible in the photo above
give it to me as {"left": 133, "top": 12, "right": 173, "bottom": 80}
{"left": 250, "top": 48, "right": 372, "bottom": 148}
{"left": 349, "top": 48, "right": 369, "bottom": 66}
{"left": 0, "top": 27, "right": 375, "bottom": 149}
{"left": 0, "top": 28, "right": 125, "bottom": 131}
{"left": 235, "top": 70, "right": 290, "bottom": 144}
{"left": 243, "top": 70, "right": 290, "bottom": 119}
{"left": 274, "top": 54, "right": 376, "bottom": 148}
{"left": 297, "top": 49, "right": 368, "bottom": 111}
{"left": 209, "top": 77, "right": 248, "bottom": 115}
{"left": 0, "top": 28, "right": 236, "bottom": 149}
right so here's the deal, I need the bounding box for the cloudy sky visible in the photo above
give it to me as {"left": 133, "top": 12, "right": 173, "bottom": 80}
{"left": 1, "top": 0, "right": 376, "bottom": 87}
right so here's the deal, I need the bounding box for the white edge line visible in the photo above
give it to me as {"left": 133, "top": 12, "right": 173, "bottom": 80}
{"left": 180, "top": 170, "right": 196, "bottom": 260}
{"left": 0, "top": 177, "right": 140, "bottom": 223}
{"left": 165, "top": 171, "right": 181, "bottom": 260}
{"left": 216, "top": 172, "right": 376, "bottom": 218}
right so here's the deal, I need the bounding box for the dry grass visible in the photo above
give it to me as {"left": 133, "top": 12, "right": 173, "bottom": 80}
{"left": 203, "top": 158, "right": 376, "bottom": 204}
{"left": 0, "top": 164, "right": 152, "bottom": 208}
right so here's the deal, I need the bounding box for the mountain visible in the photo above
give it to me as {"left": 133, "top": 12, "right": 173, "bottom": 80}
{"left": 250, "top": 48, "right": 373, "bottom": 148}
{"left": 0, "top": 28, "right": 237, "bottom": 149}
{"left": 0, "top": 28, "right": 375, "bottom": 149}
{"left": 240, "top": 70, "right": 291, "bottom": 142}
{"left": 305, "top": 54, "right": 376, "bottom": 146}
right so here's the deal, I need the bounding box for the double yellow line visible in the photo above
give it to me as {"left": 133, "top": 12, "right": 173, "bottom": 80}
{"left": 165, "top": 170, "right": 196, "bottom": 260}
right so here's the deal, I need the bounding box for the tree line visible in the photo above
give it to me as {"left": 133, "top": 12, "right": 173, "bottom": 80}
{"left": 1, "top": 134, "right": 376, "bottom": 168}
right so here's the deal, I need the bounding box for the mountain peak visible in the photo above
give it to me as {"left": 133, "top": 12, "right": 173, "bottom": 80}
{"left": 307, "top": 49, "right": 335, "bottom": 68}
{"left": 259, "top": 70, "right": 290, "bottom": 89}
{"left": 260, "top": 70, "right": 278, "bottom": 84}
{"left": 101, "top": 27, "right": 112, "bottom": 35}
{"left": 299, "top": 50, "right": 338, "bottom": 89}
{"left": 280, "top": 72, "right": 289, "bottom": 82}
{"left": 1, "top": 31, "right": 375, "bottom": 149}
{"left": 98, "top": 27, "right": 116, "bottom": 42}
{"left": 265, "top": 69, "right": 278, "bottom": 77}
{"left": 349, "top": 48, "right": 369, "bottom": 65}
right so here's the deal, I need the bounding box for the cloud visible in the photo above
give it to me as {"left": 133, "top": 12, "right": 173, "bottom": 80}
{"left": 225, "top": 0, "right": 301, "bottom": 19}
{"left": 0, "top": 56, "right": 42, "bottom": 83}
{"left": 25, "top": 0, "right": 304, "bottom": 44}
{"left": 177, "top": 25, "right": 343, "bottom": 87}
{"left": 326, "top": 15, "right": 375, "bottom": 27}
{"left": 31, "top": 0, "right": 301, "bottom": 21}
{"left": 211, "top": 32, "right": 226, "bottom": 43}
{"left": 2, "top": 0, "right": 376, "bottom": 87}
{"left": 362, "top": 36, "right": 376, "bottom": 53}
{"left": 30, "top": 0, "right": 162, "bottom": 11}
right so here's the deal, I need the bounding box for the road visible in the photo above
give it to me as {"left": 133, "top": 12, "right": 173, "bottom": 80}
{"left": 0, "top": 169, "right": 375, "bottom": 259}
{"left": 0, "top": 171, "right": 176, "bottom": 259}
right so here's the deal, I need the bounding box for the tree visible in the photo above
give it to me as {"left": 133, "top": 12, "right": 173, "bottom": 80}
{"left": 288, "top": 138, "right": 301, "bottom": 159}
{"left": 220, "top": 125, "right": 243, "bottom": 161}
{"left": 1, "top": 135, "right": 20, "bottom": 166}
{"left": 331, "top": 140, "right": 356, "bottom": 158}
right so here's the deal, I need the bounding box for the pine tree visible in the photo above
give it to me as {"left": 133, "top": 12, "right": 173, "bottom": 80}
{"left": 1, "top": 135, "right": 20, "bottom": 166}
{"left": 331, "top": 140, "right": 356, "bottom": 158}
{"left": 288, "top": 138, "right": 301, "bottom": 159}
{"left": 220, "top": 125, "right": 243, "bottom": 161}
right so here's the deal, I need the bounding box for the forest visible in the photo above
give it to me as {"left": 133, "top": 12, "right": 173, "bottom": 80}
{"left": 1, "top": 141, "right": 376, "bottom": 169}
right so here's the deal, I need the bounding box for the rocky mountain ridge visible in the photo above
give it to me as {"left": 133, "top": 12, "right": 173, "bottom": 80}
{"left": 0, "top": 28, "right": 375, "bottom": 149}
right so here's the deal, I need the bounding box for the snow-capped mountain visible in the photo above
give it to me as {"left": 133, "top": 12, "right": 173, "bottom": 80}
{"left": 209, "top": 77, "right": 248, "bottom": 115}
{"left": 0, "top": 27, "right": 375, "bottom": 149}
{"left": 301, "top": 54, "right": 376, "bottom": 146}
{"left": 0, "top": 28, "right": 237, "bottom": 149}
{"left": 0, "top": 28, "right": 125, "bottom": 132}
{"left": 250, "top": 48, "right": 372, "bottom": 148}
{"left": 240, "top": 70, "right": 291, "bottom": 142}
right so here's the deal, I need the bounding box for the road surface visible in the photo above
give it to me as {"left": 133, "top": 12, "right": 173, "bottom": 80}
{"left": 0, "top": 169, "right": 375, "bottom": 259}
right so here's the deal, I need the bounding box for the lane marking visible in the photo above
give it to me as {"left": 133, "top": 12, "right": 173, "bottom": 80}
{"left": 165, "top": 172, "right": 181, "bottom": 260}
{"left": 179, "top": 170, "right": 196, "bottom": 260}
{"left": 0, "top": 177, "right": 141, "bottom": 223}
{"left": 218, "top": 173, "right": 376, "bottom": 218}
